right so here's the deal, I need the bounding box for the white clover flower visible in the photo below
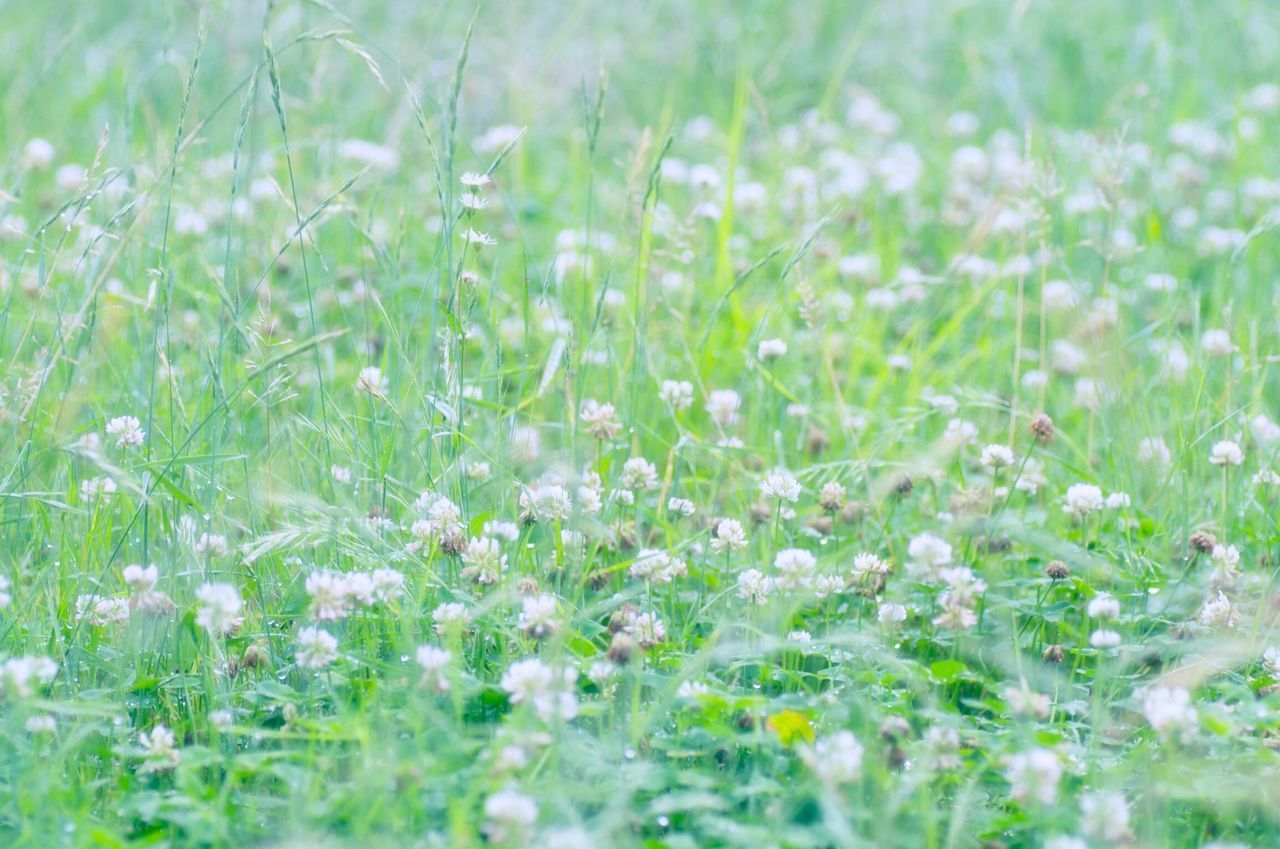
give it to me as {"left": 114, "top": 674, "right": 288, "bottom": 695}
{"left": 667, "top": 497, "right": 695, "bottom": 517}
{"left": 943, "top": 418, "right": 978, "bottom": 445}
{"left": 356, "top": 366, "right": 388, "bottom": 397}
{"left": 433, "top": 602, "right": 470, "bottom": 635}
{"left": 194, "top": 532, "right": 229, "bottom": 557}
{"left": 1200, "top": 328, "right": 1235, "bottom": 355}
{"left": 483, "top": 789, "right": 538, "bottom": 842}
{"left": 1105, "top": 491, "right": 1131, "bottom": 509}
{"left": 1063, "top": 483, "right": 1105, "bottom": 517}
{"left": 757, "top": 338, "right": 788, "bottom": 361}
{"left": 659, "top": 379, "right": 694, "bottom": 411}
{"left": 460, "top": 537, "right": 507, "bottom": 585}
{"left": 980, "top": 443, "right": 1016, "bottom": 469}
{"left": 736, "top": 569, "right": 773, "bottom": 605}
{"left": 1005, "top": 747, "right": 1062, "bottom": 804}
{"left": 1081, "top": 790, "right": 1131, "bottom": 841}
{"left": 620, "top": 457, "right": 659, "bottom": 491}
{"left": 579, "top": 398, "right": 621, "bottom": 440}
{"left": 1087, "top": 593, "right": 1121, "bottom": 619}
{"left": 760, "top": 471, "right": 801, "bottom": 504}
{"left": 710, "top": 519, "right": 749, "bottom": 553}
{"left": 1137, "top": 437, "right": 1171, "bottom": 467}
{"left": 1199, "top": 591, "right": 1241, "bottom": 628}
{"left": 1003, "top": 678, "right": 1050, "bottom": 719}
{"left": 1141, "top": 686, "right": 1197, "bottom": 739}
{"left": 907, "top": 532, "right": 952, "bottom": 571}
{"left": 1090, "top": 628, "right": 1121, "bottom": 648}
{"left": 518, "top": 594, "right": 561, "bottom": 638}
{"left": 79, "top": 476, "right": 117, "bottom": 500}
{"left": 138, "top": 724, "right": 180, "bottom": 773}
{"left": 801, "top": 730, "right": 864, "bottom": 785}
{"left": 1209, "top": 440, "right": 1243, "bottom": 466}
{"left": 705, "top": 389, "right": 741, "bottom": 426}
{"left": 415, "top": 645, "right": 452, "bottom": 692}
{"left": 1250, "top": 414, "right": 1280, "bottom": 444}
{"left": 878, "top": 602, "right": 907, "bottom": 624}
{"left": 105, "top": 415, "right": 145, "bottom": 448}
{"left": 306, "top": 572, "right": 352, "bottom": 621}
{"left": 500, "top": 658, "right": 577, "bottom": 722}
{"left": 195, "top": 583, "right": 243, "bottom": 636}
{"left": 296, "top": 626, "right": 339, "bottom": 670}
{"left": 0, "top": 655, "right": 57, "bottom": 700}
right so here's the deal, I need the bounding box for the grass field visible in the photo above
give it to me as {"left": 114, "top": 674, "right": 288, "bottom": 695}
{"left": 2, "top": 1, "right": 1280, "bottom": 846}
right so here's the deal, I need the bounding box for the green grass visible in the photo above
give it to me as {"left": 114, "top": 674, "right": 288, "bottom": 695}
{"left": 1, "top": 0, "right": 1280, "bottom": 846}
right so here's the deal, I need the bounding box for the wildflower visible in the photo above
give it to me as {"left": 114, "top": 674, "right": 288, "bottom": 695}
{"left": 1250, "top": 414, "right": 1280, "bottom": 444}
{"left": 296, "top": 626, "right": 339, "bottom": 670}
{"left": 907, "top": 532, "right": 952, "bottom": 572}
{"left": 1137, "top": 437, "right": 1171, "bottom": 467}
{"left": 818, "top": 481, "right": 845, "bottom": 512}
{"left": 1200, "top": 328, "right": 1235, "bottom": 355}
{"left": 710, "top": 518, "right": 749, "bottom": 553}
{"left": 500, "top": 658, "right": 577, "bottom": 721}
{"left": 79, "top": 476, "right": 117, "bottom": 500}
{"left": 518, "top": 594, "right": 561, "bottom": 638}
{"left": 736, "top": 569, "right": 773, "bottom": 605}
{"left": 433, "top": 601, "right": 470, "bottom": 635}
{"left": 579, "top": 399, "right": 621, "bottom": 440}
{"left": 460, "top": 171, "right": 491, "bottom": 188}
{"left": 1209, "top": 543, "right": 1241, "bottom": 587}
{"left": 625, "top": 612, "right": 666, "bottom": 647}
{"left": 483, "top": 789, "right": 537, "bottom": 842}
{"left": 774, "top": 548, "right": 817, "bottom": 590}
{"left": 1063, "top": 483, "right": 1105, "bottom": 517}
{"left": 1081, "top": 791, "right": 1131, "bottom": 842}
{"left": 415, "top": 645, "right": 452, "bottom": 692}
{"left": 1209, "top": 440, "right": 1243, "bottom": 466}
{"left": 1087, "top": 593, "right": 1120, "bottom": 619}
{"left": 460, "top": 537, "right": 507, "bottom": 585}
{"left": 878, "top": 602, "right": 907, "bottom": 624}
{"left": 138, "top": 725, "right": 181, "bottom": 773}
{"left": 1003, "top": 678, "right": 1051, "bottom": 718}
{"left": 705, "top": 389, "right": 741, "bottom": 426}
{"left": 801, "top": 730, "right": 864, "bottom": 785}
{"left": 1141, "top": 686, "right": 1197, "bottom": 739}
{"left": 105, "top": 415, "right": 145, "bottom": 447}
{"left": 1029, "top": 413, "right": 1055, "bottom": 443}
{"left": 757, "top": 338, "right": 788, "bottom": 360}
{"left": 1005, "top": 747, "right": 1062, "bottom": 804}
{"left": 463, "top": 227, "right": 497, "bottom": 246}
{"left": 195, "top": 583, "right": 243, "bottom": 636}
{"left": 22, "top": 138, "right": 55, "bottom": 169}
{"left": 0, "top": 655, "right": 57, "bottom": 699}
{"left": 980, "top": 444, "right": 1016, "bottom": 469}
{"left": 1105, "top": 491, "right": 1131, "bottom": 509}
{"left": 194, "top": 532, "right": 229, "bottom": 557}
{"left": 1090, "top": 629, "right": 1121, "bottom": 648}
{"left": 760, "top": 470, "right": 801, "bottom": 503}
{"left": 667, "top": 497, "right": 695, "bottom": 517}
{"left": 1199, "top": 591, "right": 1241, "bottom": 628}
{"left": 75, "top": 594, "right": 130, "bottom": 626}
{"left": 659, "top": 379, "right": 694, "bottom": 410}
{"left": 123, "top": 564, "right": 170, "bottom": 613}
{"left": 356, "top": 366, "right": 388, "bottom": 396}
{"left": 943, "top": 418, "right": 978, "bottom": 445}
{"left": 849, "top": 555, "right": 890, "bottom": 581}
{"left": 306, "top": 572, "right": 352, "bottom": 621}
{"left": 620, "top": 457, "right": 659, "bottom": 490}
{"left": 25, "top": 715, "right": 56, "bottom": 734}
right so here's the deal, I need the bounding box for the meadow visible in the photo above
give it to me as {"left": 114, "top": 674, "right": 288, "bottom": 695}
{"left": 1, "top": 1, "right": 1280, "bottom": 846}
